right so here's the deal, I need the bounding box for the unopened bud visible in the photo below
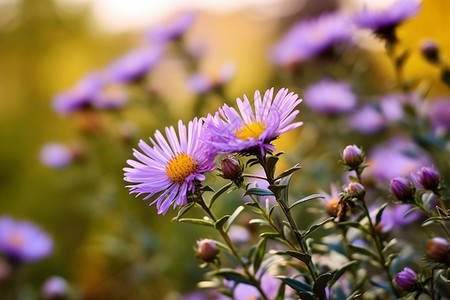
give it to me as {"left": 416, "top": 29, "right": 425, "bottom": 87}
{"left": 343, "top": 145, "right": 364, "bottom": 169}
{"left": 390, "top": 177, "right": 415, "bottom": 203}
{"left": 420, "top": 39, "right": 440, "bottom": 64}
{"left": 395, "top": 267, "right": 418, "bottom": 292}
{"left": 42, "top": 276, "right": 69, "bottom": 300}
{"left": 426, "top": 237, "right": 450, "bottom": 263}
{"left": 220, "top": 156, "right": 243, "bottom": 184}
{"left": 346, "top": 182, "right": 365, "bottom": 199}
{"left": 196, "top": 239, "right": 219, "bottom": 262}
{"left": 417, "top": 166, "right": 439, "bottom": 191}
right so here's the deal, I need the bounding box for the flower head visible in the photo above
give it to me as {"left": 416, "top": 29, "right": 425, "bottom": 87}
{"left": 204, "top": 88, "right": 302, "bottom": 156}
{"left": 187, "top": 62, "right": 236, "bottom": 95}
{"left": 343, "top": 145, "right": 364, "bottom": 169}
{"left": 271, "top": 12, "right": 352, "bottom": 67}
{"left": 196, "top": 239, "right": 219, "bottom": 262}
{"left": 390, "top": 177, "right": 415, "bottom": 203}
{"left": 40, "top": 143, "right": 74, "bottom": 169}
{"left": 124, "top": 118, "right": 216, "bottom": 215}
{"left": 426, "top": 237, "right": 450, "bottom": 263}
{"left": 42, "top": 276, "right": 69, "bottom": 300}
{"left": 426, "top": 98, "right": 450, "bottom": 132}
{"left": 395, "top": 267, "right": 418, "bottom": 291}
{"left": 0, "top": 216, "right": 53, "bottom": 263}
{"left": 304, "top": 79, "right": 357, "bottom": 114}
{"left": 349, "top": 105, "right": 386, "bottom": 134}
{"left": 146, "top": 11, "right": 195, "bottom": 44}
{"left": 416, "top": 166, "right": 439, "bottom": 190}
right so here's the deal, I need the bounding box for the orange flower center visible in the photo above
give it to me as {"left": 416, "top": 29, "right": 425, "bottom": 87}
{"left": 235, "top": 120, "right": 266, "bottom": 140}
{"left": 8, "top": 232, "right": 25, "bottom": 248}
{"left": 165, "top": 152, "right": 197, "bottom": 184}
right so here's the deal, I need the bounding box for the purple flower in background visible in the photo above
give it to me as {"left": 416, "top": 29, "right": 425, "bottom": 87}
{"left": 108, "top": 46, "right": 164, "bottom": 83}
{"left": 146, "top": 11, "right": 195, "bottom": 44}
{"left": 91, "top": 83, "right": 129, "bottom": 110}
{"left": 353, "top": 0, "right": 421, "bottom": 41}
{"left": 367, "top": 138, "right": 432, "bottom": 183}
{"left": 124, "top": 118, "right": 216, "bottom": 215}
{"left": 204, "top": 88, "right": 302, "bottom": 155}
{"left": 375, "top": 204, "right": 423, "bottom": 232}
{"left": 188, "top": 63, "right": 236, "bottom": 94}
{"left": 271, "top": 12, "right": 352, "bottom": 66}
{"left": 40, "top": 143, "right": 73, "bottom": 169}
{"left": 234, "top": 272, "right": 281, "bottom": 300}
{"left": 304, "top": 79, "right": 356, "bottom": 114}
{"left": 395, "top": 267, "right": 418, "bottom": 291}
{"left": 0, "top": 216, "right": 53, "bottom": 263}
{"left": 349, "top": 105, "right": 386, "bottom": 134}
{"left": 228, "top": 225, "right": 251, "bottom": 245}
{"left": 425, "top": 98, "right": 450, "bottom": 132}
{"left": 42, "top": 276, "right": 69, "bottom": 300}
{"left": 52, "top": 73, "right": 103, "bottom": 114}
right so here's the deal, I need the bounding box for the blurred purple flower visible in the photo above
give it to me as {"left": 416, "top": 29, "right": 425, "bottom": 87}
{"left": 146, "top": 11, "right": 195, "bottom": 44}
{"left": 40, "top": 142, "right": 73, "bottom": 169}
{"left": 304, "top": 79, "right": 356, "bottom": 114}
{"left": 42, "top": 276, "right": 69, "bottom": 300}
{"left": 228, "top": 225, "right": 251, "bottom": 245}
{"left": 188, "top": 63, "right": 236, "bottom": 95}
{"left": 92, "top": 83, "right": 129, "bottom": 110}
{"left": 373, "top": 204, "right": 423, "bottom": 232}
{"left": 108, "top": 46, "right": 164, "bottom": 83}
{"left": 425, "top": 98, "right": 450, "bottom": 132}
{"left": 271, "top": 12, "right": 352, "bottom": 66}
{"left": 349, "top": 105, "right": 386, "bottom": 134}
{"left": 367, "top": 137, "right": 432, "bottom": 182}
{"left": 234, "top": 272, "right": 280, "bottom": 300}
{"left": 0, "top": 216, "right": 53, "bottom": 263}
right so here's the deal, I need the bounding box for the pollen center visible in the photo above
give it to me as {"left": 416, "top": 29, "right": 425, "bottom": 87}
{"left": 165, "top": 152, "right": 197, "bottom": 184}
{"left": 235, "top": 120, "right": 266, "bottom": 140}
{"left": 8, "top": 232, "right": 25, "bottom": 248}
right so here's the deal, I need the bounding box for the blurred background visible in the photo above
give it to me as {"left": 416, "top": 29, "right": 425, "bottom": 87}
{"left": 0, "top": 0, "right": 449, "bottom": 299}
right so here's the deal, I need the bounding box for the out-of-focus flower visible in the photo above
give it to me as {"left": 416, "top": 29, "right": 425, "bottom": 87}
{"left": 0, "top": 216, "right": 53, "bottom": 263}
{"left": 271, "top": 12, "right": 352, "bottom": 67}
{"left": 390, "top": 177, "right": 415, "bottom": 203}
{"left": 343, "top": 145, "right": 364, "bottom": 169}
{"left": 204, "top": 88, "right": 302, "bottom": 156}
{"left": 187, "top": 63, "right": 236, "bottom": 95}
{"left": 196, "top": 239, "right": 219, "bottom": 262}
{"left": 228, "top": 225, "right": 250, "bottom": 245}
{"left": 123, "top": 118, "right": 216, "bottom": 215}
{"left": 367, "top": 138, "right": 432, "bottom": 183}
{"left": 349, "top": 105, "right": 386, "bottom": 134}
{"left": 91, "top": 83, "right": 129, "bottom": 110}
{"left": 304, "top": 79, "right": 356, "bottom": 114}
{"left": 420, "top": 39, "right": 440, "bottom": 64}
{"left": 395, "top": 267, "right": 418, "bottom": 291}
{"left": 426, "top": 237, "right": 450, "bottom": 263}
{"left": 416, "top": 166, "right": 439, "bottom": 190}
{"left": 52, "top": 73, "right": 103, "bottom": 114}
{"left": 425, "top": 98, "right": 450, "bottom": 132}
{"left": 319, "top": 184, "right": 341, "bottom": 217}
{"left": 353, "top": 0, "right": 421, "bottom": 42}
{"left": 108, "top": 46, "right": 164, "bottom": 83}
{"left": 146, "top": 11, "right": 195, "bottom": 44}
{"left": 42, "top": 276, "right": 69, "bottom": 300}
{"left": 40, "top": 142, "right": 74, "bottom": 169}
{"left": 375, "top": 204, "right": 423, "bottom": 232}
{"left": 234, "top": 272, "right": 281, "bottom": 300}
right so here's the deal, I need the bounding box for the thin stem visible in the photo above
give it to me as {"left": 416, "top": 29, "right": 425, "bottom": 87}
{"left": 242, "top": 173, "right": 270, "bottom": 181}
{"left": 197, "top": 194, "right": 269, "bottom": 300}
{"left": 416, "top": 202, "right": 450, "bottom": 240}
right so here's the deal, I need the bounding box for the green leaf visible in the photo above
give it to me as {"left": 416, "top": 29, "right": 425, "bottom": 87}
{"left": 268, "top": 184, "right": 287, "bottom": 197}
{"left": 244, "top": 188, "right": 274, "bottom": 197}
{"left": 215, "top": 215, "right": 230, "bottom": 231}
{"left": 403, "top": 206, "right": 421, "bottom": 218}
{"left": 349, "top": 245, "right": 378, "bottom": 261}
{"left": 289, "top": 194, "right": 325, "bottom": 210}
{"left": 201, "top": 185, "right": 215, "bottom": 193}
{"left": 302, "top": 217, "right": 334, "bottom": 238}
{"left": 298, "top": 292, "right": 317, "bottom": 300}
{"left": 177, "top": 218, "right": 214, "bottom": 227}
{"left": 266, "top": 155, "right": 280, "bottom": 179}
{"left": 422, "top": 216, "right": 448, "bottom": 227}
{"left": 313, "top": 273, "right": 333, "bottom": 299}
{"left": 260, "top": 232, "right": 281, "bottom": 239}
{"left": 275, "top": 283, "right": 286, "bottom": 300}
{"left": 248, "top": 218, "right": 268, "bottom": 226}
{"left": 382, "top": 238, "right": 398, "bottom": 254}
{"left": 279, "top": 174, "right": 294, "bottom": 203}
{"left": 282, "top": 250, "right": 311, "bottom": 265}
{"left": 209, "top": 182, "right": 233, "bottom": 208}
{"left": 274, "top": 163, "right": 301, "bottom": 181}
{"left": 374, "top": 203, "right": 388, "bottom": 227}
{"left": 276, "top": 276, "right": 312, "bottom": 292}
{"left": 369, "top": 279, "right": 390, "bottom": 291}
{"left": 337, "top": 221, "right": 369, "bottom": 234}
{"left": 328, "top": 260, "right": 358, "bottom": 287}
{"left": 209, "top": 269, "right": 251, "bottom": 285}
{"left": 225, "top": 206, "right": 245, "bottom": 231}
{"left": 174, "top": 201, "right": 196, "bottom": 221}
{"left": 252, "top": 238, "right": 267, "bottom": 273}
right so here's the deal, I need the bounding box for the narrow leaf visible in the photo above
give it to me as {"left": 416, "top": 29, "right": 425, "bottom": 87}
{"left": 215, "top": 215, "right": 230, "bottom": 231}
{"left": 225, "top": 206, "right": 245, "bottom": 231}
{"left": 274, "top": 163, "right": 301, "bottom": 181}
{"left": 283, "top": 250, "right": 311, "bottom": 265}
{"left": 209, "top": 182, "right": 233, "bottom": 208}
{"left": 275, "top": 283, "right": 286, "bottom": 300}
{"left": 178, "top": 218, "right": 214, "bottom": 227}
{"left": 328, "top": 260, "right": 358, "bottom": 287}
{"left": 174, "top": 202, "right": 196, "bottom": 221}
{"left": 302, "top": 217, "right": 334, "bottom": 238}
{"left": 289, "top": 194, "right": 325, "bottom": 210}
{"left": 276, "top": 276, "right": 312, "bottom": 292}
{"left": 244, "top": 188, "right": 274, "bottom": 197}
{"left": 266, "top": 155, "right": 280, "bottom": 179}
{"left": 313, "top": 273, "right": 333, "bottom": 299}
{"left": 260, "top": 232, "right": 281, "bottom": 239}
{"left": 349, "top": 245, "right": 378, "bottom": 260}
{"left": 253, "top": 238, "right": 267, "bottom": 272}
{"left": 374, "top": 203, "right": 388, "bottom": 227}
{"left": 210, "top": 269, "right": 251, "bottom": 285}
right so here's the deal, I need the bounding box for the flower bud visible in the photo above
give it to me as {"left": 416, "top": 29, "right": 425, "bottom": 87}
{"left": 196, "top": 239, "right": 219, "bottom": 262}
{"left": 420, "top": 39, "right": 440, "bottom": 64}
{"left": 343, "top": 145, "right": 364, "bottom": 169}
{"left": 42, "top": 276, "right": 69, "bottom": 300}
{"left": 426, "top": 237, "right": 450, "bottom": 263}
{"left": 390, "top": 177, "right": 415, "bottom": 203}
{"left": 417, "top": 167, "right": 439, "bottom": 191}
{"left": 220, "top": 156, "right": 243, "bottom": 185}
{"left": 395, "top": 267, "right": 418, "bottom": 292}
{"left": 346, "top": 182, "right": 365, "bottom": 199}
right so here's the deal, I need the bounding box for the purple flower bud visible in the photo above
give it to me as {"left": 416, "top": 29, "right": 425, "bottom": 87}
{"left": 346, "top": 182, "right": 365, "bottom": 199}
{"left": 426, "top": 237, "right": 450, "bottom": 263}
{"left": 420, "top": 39, "right": 440, "bottom": 64}
{"left": 196, "top": 239, "right": 219, "bottom": 262}
{"left": 390, "top": 177, "right": 415, "bottom": 203}
{"left": 42, "top": 276, "right": 69, "bottom": 300}
{"left": 395, "top": 267, "right": 418, "bottom": 291}
{"left": 343, "top": 145, "right": 364, "bottom": 169}
{"left": 417, "top": 166, "right": 439, "bottom": 191}
{"left": 221, "top": 156, "right": 243, "bottom": 183}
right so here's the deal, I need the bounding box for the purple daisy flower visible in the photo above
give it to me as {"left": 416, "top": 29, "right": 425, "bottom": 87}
{"left": 42, "top": 276, "right": 69, "bottom": 300}
{"left": 0, "top": 216, "right": 53, "bottom": 263}
{"left": 124, "top": 118, "right": 216, "bottom": 215}
{"left": 187, "top": 63, "right": 236, "bottom": 95}
{"left": 146, "top": 11, "right": 195, "bottom": 44}
{"left": 204, "top": 88, "right": 302, "bottom": 156}
{"left": 271, "top": 12, "right": 352, "bottom": 67}
{"left": 349, "top": 105, "right": 386, "bottom": 134}
{"left": 39, "top": 142, "right": 73, "bottom": 169}
{"left": 425, "top": 98, "right": 450, "bottom": 132}
{"left": 377, "top": 204, "right": 423, "bottom": 232}
{"left": 91, "top": 83, "right": 129, "bottom": 110}
{"left": 353, "top": 0, "right": 421, "bottom": 41}
{"left": 304, "top": 79, "right": 357, "bottom": 114}
{"left": 234, "top": 272, "right": 281, "bottom": 300}
{"left": 107, "top": 46, "right": 164, "bottom": 83}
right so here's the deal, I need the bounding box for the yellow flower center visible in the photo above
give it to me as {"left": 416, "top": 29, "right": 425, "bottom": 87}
{"left": 8, "top": 232, "right": 25, "bottom": 248}
{"left": 165, "top": 152, "right": 197, "bottom": 184}
{"left": 235, "top": 120, "right": 266, "bottom": 140}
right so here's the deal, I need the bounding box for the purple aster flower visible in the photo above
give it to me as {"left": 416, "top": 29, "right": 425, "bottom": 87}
{"left": 123, "top": 118, "right": 217, "bottom": 215}
{"left": 234, "top": 272, "right": 281, "bottom": 300}
{"left": 349, "top": 105, "right": 386, "bottom": 134}
{"left": 42, "top": 276, "right": 69, "bottom": 300}
{"left": 353, "top": 0, "right": 421, "bottom": 42}
{"left": 108, "top": 46, "right": 164, "bottom": 83}
{"left": 204, "top": 88, "right": 302, "bottom": 156}
{"left": 0, "top": 216, "right": 53, "bottom": 263}
{"left": 425, "top": 98, "right": 450, "bottom": 132}
{"left": 395, "top": 267, "right": 418, "bottom": 291}
{"left": 40, "top": 142, "right": 73, "bottom": 169}
{"left": 188, "top": 63, "right": 236, "bottom": 95}
{"left": 52, "top": 73, "right": 103, "bottom": 114}
{"left": 372, "top": 204, "right": 423, "bottom": 232}
{"left": 228, "top": 225, "right": 251, "bottom": 246}
{"left": 146, "top": 11, "right": 195, "bottom": 44}
{"left": 271, "top": 12, "right": 352, "bottom": 67}
{"left": 91, "top": 83, "right": 129, "bottom": 110}
{"left": 304, "top": 79, "right": 356, "bottom": 114}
